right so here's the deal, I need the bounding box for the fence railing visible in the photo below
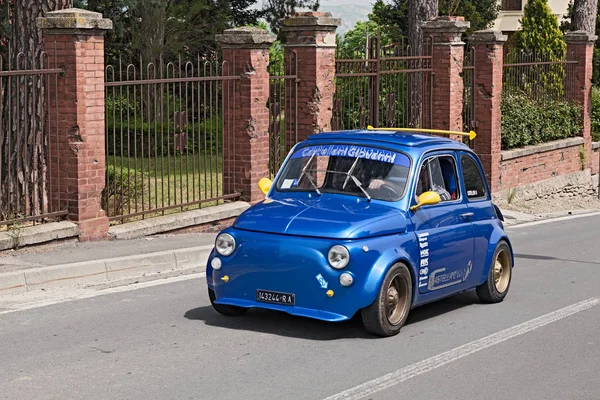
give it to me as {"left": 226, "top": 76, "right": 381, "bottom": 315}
{"left": 503, "top": 50, "right": 577, "bottom": 102}
{"left": 333, "top": 32, "right": 433, "bottom": 131}
{"left": 463, "top": 45, "right": 475, "bottom": 147}
{"left": 104, "top": 56, "right": 241, "bottom": 223}
{"left": 268, "top": 50, "right": 298, "bottom": 178}
{"left": 0, "top": 44, "right": 66, "bottom": 228}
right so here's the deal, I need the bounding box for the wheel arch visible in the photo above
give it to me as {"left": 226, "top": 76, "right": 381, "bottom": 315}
{"left": 359, "top": 247, "right": 418, "bottom": 310}
{"left": 478, "top": 231, "right": 514, "bottom": 285}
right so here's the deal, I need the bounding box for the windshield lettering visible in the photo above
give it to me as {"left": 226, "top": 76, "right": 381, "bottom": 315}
{"left": 279, "top": 144, "right": 411, "bottom": 202}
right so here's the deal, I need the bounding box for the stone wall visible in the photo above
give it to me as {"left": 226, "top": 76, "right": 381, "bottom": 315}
{"left": 499, "top": 138, "right": 586, "bottom": 192}
{"left": 493, "top": 170, "right": 596, "bottom": 206}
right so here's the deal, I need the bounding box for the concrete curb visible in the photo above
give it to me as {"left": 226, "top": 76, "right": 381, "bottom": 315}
{"left": 108, "top": 202, "right": 250, "bottom": 240}
{"left": 0, "top": 221, "right": 79, "bottom": 251}
{"left": 502, "top": 208, "right": 600, "bottom": 227}
{"left": 0, "top": 245, "right": 213, "bottom": 296}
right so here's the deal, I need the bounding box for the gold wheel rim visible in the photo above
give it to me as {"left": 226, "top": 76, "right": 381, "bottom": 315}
{"left": 493, "top": 249, "right": 511, "bottom": 293}
{"left": 385, "top": 274, "right": 409, "bottom": 325}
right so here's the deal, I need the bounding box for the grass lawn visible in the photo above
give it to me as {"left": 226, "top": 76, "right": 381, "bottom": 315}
{"left": 105, "top": 154, "right": 225, "bottom": 223}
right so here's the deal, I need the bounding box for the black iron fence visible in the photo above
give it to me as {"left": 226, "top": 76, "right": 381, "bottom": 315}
{"left": 463, "top": 44, "right": 476, "bottom": 147}
{"left": 268, "top": 50, "right": 298, "bottom": 178}
{"left": 0, "top": 43, "right": 66, "bottom": 228}
{"left": 104, "top": 56, "right": 241, "bottom": 223}
{"left": 333, "top": 31, "right": 433, "bottom": 131}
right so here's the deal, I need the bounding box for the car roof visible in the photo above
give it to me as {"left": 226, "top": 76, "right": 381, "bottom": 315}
{"left": 306, "top": 129, "right": 471, "bottom": 152}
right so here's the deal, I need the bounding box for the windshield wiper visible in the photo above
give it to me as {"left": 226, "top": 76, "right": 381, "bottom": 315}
{"left": 349, "top": 174, "right": 371, "bottom": 201}
{"left": 341, "top": 156, "right": 371, "bottom": 201}
{"left": 300, "top": 154, "right": 322, "bottom": 196}
{"left": 342, "top": 156, "right": 360, "bottom": 190}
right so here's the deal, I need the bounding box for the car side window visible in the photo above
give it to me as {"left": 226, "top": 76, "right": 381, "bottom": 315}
{"left": 415, "top": 155, "right": 460, "bottom": 203}
{"left": 461, "top": 155, "right": 487, "bottom": 200}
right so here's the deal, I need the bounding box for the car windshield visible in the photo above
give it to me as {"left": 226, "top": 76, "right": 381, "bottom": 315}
{"left": 275, "top": 144, "right": 411, "bottom": 201}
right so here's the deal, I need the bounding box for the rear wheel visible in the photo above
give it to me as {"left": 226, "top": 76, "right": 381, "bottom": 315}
{"left": 361, "top": 263, "right": 413, "bottom": 337}
{"left": 476, "top": 241, "right": 513, "bottom": 303}
{"left": 208, "top": 288, "right": 248, "bottom": 316}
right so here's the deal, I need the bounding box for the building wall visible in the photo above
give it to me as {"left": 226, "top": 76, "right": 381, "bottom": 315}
{"left": 493, "top": 0, "right": 570, "bottom": 33}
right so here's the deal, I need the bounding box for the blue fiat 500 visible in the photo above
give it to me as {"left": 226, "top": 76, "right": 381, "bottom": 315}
{"left": 206, "top": 128, "right": 514, "bottom": 337}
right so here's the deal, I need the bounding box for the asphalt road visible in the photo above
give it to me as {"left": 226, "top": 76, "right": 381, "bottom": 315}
{"left": 1, "top": 215, "right": 600, "bottom": 400}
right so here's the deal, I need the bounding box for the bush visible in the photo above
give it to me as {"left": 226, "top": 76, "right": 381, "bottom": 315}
{"left": 592, "top": 87, "right": 600, "bottom": 142}
{"left": 501, "top": 93, "right": 582, "bottom": 150}
{"left": 102, "top": 165, "right": 146, "bottom": 217}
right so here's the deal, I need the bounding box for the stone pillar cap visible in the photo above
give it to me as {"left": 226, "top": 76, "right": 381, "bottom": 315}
{"left": 37, "top": 8, "right": 113, "bottom": 30}
{"left": 468, "top": 30, "right": 508, "bottom": 44}
{"left": 422, "top": 16, "right": 470, "bottom": 32}
{"left": 216, "top": 27, "right": 276, "bottom": 48}
{"left": 282, "top": 12, "right": 341, "bottom": 30}
{"left": 565, "top": 30, "right": 598, "bottom": 43}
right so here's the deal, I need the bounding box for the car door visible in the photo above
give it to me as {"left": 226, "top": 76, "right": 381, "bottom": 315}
{"left": 459, "top": 151, "right": 496, "bottom": 285}
{"left": 410, "top": 153, "right": 475, "bottom": 295}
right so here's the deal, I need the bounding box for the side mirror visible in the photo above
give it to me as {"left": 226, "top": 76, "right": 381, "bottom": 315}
{"left": 258, "top": 178, "right": 272, "bottom": 195}
{"left": 410, "top": 191, "right": 441, "bottom": 212}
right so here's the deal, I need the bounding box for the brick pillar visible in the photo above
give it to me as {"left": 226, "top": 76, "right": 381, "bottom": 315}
{"left": 468, "top": 30, "right": 507, "bottom": 193}
{"left": 422, "top": 17, "right": 469, "bottom": 140}
{"left": 281, "top": 12, "right": 340, "bottom": 140}
{"left": 37, "top": 9, "right": 112, "bottom": 241}
{"left": 566, "top": 31, "right": 597, "bottom": 170}
{"left": 216, "top": 28, "right": 275, "bottom": 203}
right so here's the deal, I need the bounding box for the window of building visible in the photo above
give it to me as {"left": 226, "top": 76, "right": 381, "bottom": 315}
{"left": 502, "top": 0, "right": 522, "bottom": 11}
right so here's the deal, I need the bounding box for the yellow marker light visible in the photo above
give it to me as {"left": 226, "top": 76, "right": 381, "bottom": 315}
{"left": 221, "top": 275, "right": 229, "bottom": 283}
{"left": 326, "top": 290, "right": 334, "bottom": 297}
{"left": 366, "top": 125, "right": 477, "bottom": 141}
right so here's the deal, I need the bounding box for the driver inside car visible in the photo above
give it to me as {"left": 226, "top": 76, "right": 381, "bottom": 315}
{"left": 414, "top": 159, "right": 452, "bottom": 202}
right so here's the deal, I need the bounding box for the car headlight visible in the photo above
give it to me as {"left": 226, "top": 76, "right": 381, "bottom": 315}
{"left": 215, "top": 233, "right": 235, "bottom": 256}
{"left": 328, "top": 245, "right": 350, "bottom": 269}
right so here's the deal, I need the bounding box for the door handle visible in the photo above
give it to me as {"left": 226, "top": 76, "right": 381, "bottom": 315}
{"left": 461, "top": 212, "right": 474, "bottom": 220}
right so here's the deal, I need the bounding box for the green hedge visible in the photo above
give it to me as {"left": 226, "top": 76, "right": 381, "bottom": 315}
{"left": 592, "top": 87, "right": 600, "bottom": 142}
{"left": 106, "top": 116, "right": 223, "bottom": 157}
{"left": 501, "top": 93, "right": 582, "bottom": 150}
{"left": 102, "top": 165, "right": 146, "bottom": 217}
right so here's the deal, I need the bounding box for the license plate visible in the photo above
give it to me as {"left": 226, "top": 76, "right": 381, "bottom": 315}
{"left": 256, "top": 289, "right": 295, "bottom": 306}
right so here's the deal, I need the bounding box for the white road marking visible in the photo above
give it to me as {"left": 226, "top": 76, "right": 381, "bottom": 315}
{"left": 323, "top": 297, "right": 600, "bottom": 400}
{"left": 506, "top": 211, "right": 600, "bottom": 229}
{"left": 0, "top": 272, "right": 206, "bottom": 315}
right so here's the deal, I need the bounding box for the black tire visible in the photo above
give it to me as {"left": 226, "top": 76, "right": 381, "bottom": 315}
{"left": 208, "top": 288, "right": 248, "bottom": 316}
{"left": 476, "top": 241, "right": 513, "bottom": 304}
{"left": 361, "top": 263, "right": 413, "bottom": 337}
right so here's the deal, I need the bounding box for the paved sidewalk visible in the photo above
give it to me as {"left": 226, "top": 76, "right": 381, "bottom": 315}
{"left": 0, "top": 233, "right": 217, "bottom": 295}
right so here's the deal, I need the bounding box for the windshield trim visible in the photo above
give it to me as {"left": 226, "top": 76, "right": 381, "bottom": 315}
{"left": 273, "top": 142, "right": 414, "bottom": 202}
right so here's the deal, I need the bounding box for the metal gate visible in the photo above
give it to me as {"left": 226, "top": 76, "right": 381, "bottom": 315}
{"left": 333, "top": 30, "right": 433, "bottom": 131}
{"left": 268, "top": 50, "right": 298, "bottom": 178}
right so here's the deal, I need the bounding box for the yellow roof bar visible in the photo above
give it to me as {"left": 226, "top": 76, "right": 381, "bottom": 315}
{"left": 366, "top": 125, "right": 477, "bottom": 141}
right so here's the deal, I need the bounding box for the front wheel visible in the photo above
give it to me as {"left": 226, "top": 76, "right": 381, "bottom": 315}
{"left": 361, "top": 263, "right": 413, "bottom": 337}
{"left": 208, "top": 288, "right": 248, "bottom": 316}
{"left": 476, "top": 241, "right": 513, "bottom": 303}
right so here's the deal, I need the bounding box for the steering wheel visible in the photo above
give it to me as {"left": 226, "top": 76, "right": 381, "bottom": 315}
{"left": 375, "top": 183, "right": 400, "bottom": 201}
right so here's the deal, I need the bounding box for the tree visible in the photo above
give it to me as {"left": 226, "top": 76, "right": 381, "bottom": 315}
{"left": 509, "top": 0, "right": 567, "bottom": 99}
{"left": 408, "top": 0, "right": 437, "bottom": 53}
{"left": 369, "top": 0, "right": 408, "bottom": 45}
{"left": 338, "top": 20, "right": 392, "bottom": 56}
{"left": 511, "top": 0, "right": 566, "bottom": 58}
{"left": 261, "top": 0, "right": 320, "bottom": 37}
{"left": 0, "top": 0, "right": 71, "bottom": 220}
{"left": 370, "top": 0, "right": 498, "bottom": 41}
{"left": 562, "top": 0, "right": 600, "bottom": 84}
{"left": 571, "top": 0, "right": 599, "bottom": 34}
